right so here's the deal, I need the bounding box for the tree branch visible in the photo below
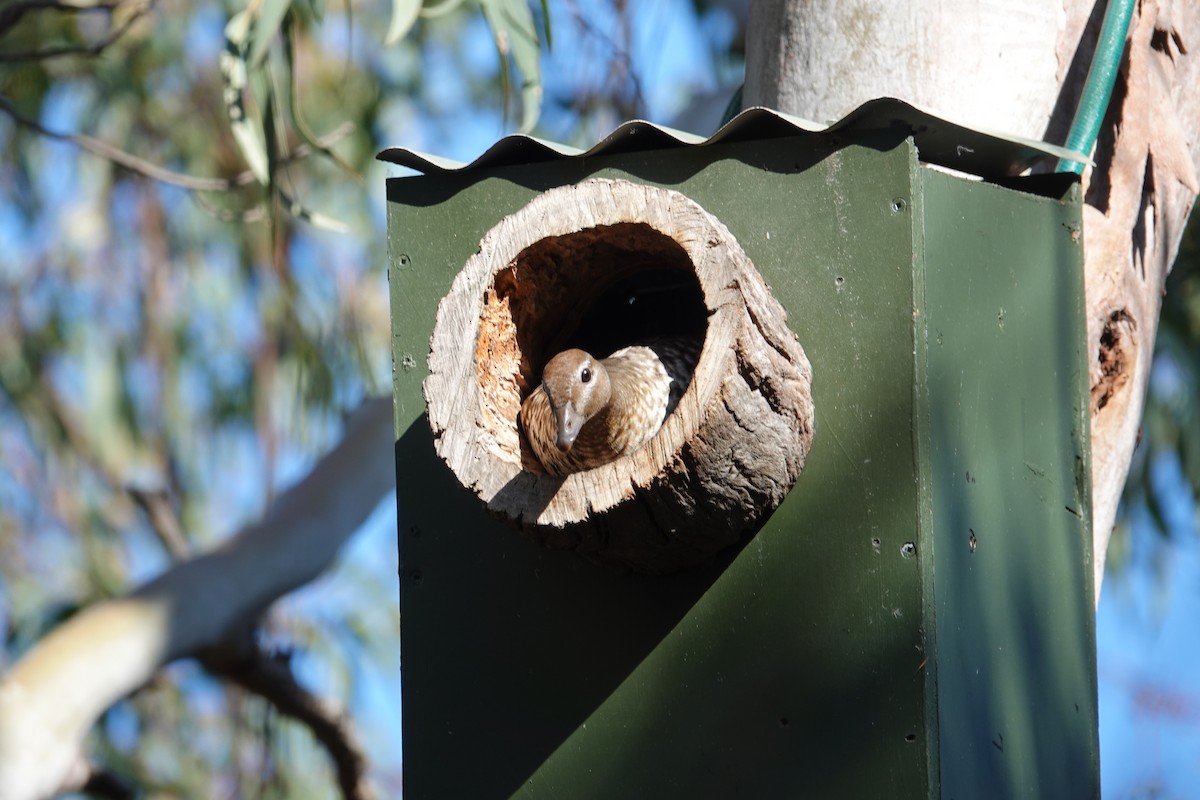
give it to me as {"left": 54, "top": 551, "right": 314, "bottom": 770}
{"left": 0, "top": 396, "right": 396, "bottom": 800}
{"left": 205, "top": 647, "right": 375, "bottom": 800}
{"left": 0, "top": 0, "right": 123, "bottom": 37}
{"left": 127, "top": 487, "right": 190, "bottom": 562}
{"left": 0, "top": 96, "right": 238, "bottom": 191}
{"left": 0, "top": 1, "right": 149, "bottom": 62}
{"left": 0, "top": 96, "right": 357, "bottom": 194}
{"left": 76, "top": 765, "right": 136, "bottom": 800}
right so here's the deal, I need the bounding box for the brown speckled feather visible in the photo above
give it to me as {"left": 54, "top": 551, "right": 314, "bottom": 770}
{"left": 520, "top": 337, "right": 700, "bottom": 476}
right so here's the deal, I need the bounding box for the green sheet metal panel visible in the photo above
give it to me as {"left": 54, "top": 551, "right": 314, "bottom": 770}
{"left": 919, "top": 170, "right": 1097, "bottom": 798}
{"left": 387, "top": 132, "right": 1096, "bottom": 798}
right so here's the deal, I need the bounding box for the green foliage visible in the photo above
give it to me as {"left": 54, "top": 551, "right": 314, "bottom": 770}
{"left": 480, "top": 0, "right": 543, "bottom": 132}
{"left": 1110, "top": 209, "right": 1200, "bottom": 572}
{"left": 0, "top": 0, "right": 552, "bottom": 794}
{"left": 0, "top": 0, "right": 748, "bottom": 796}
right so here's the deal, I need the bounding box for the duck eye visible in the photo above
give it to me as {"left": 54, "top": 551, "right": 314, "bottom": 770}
{"left": 580, "top": 367, "right": 592, "bottom": 383}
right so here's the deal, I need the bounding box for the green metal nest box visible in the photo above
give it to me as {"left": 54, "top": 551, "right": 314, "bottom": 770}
{"left": 383, "top": 99, "right": 1098, "bottom": 799}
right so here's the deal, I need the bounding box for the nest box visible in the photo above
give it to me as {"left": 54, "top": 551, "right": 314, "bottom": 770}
{"left": 383, "top": 100, "right": 1099, "bottom": 798}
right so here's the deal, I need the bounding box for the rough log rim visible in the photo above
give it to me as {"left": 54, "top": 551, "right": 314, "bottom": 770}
{"left": 424, "top": 178, "right": 814, "bottom": 567}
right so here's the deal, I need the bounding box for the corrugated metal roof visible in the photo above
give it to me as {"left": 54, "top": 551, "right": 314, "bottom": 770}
{"left": 377, "top": 97, "right": 1086, "bottom": 180}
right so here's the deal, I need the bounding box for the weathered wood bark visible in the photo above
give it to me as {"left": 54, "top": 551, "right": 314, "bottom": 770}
{"left": 1073, "top": 0, "right": 1199, "bottom": 600}
{"left": 425, "top": 178, "right": 814, "bottom": 572}
{"left": 745, "top": 0, "right": 1200, "bottom": 602}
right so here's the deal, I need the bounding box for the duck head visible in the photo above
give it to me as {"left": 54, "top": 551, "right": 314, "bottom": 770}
{"left": 540, "top": 348, "right": 612, "bottom": 451}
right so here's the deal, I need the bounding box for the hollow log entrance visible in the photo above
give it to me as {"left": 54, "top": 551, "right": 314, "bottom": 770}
{"left": 425, "top": 179, "right": 815, "bottom": 572}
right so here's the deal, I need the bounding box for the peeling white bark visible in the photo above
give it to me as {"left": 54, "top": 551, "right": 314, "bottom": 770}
{"left": 745, "top": 0, "right": 1065, "bottom": 136}
{"left": 745, "top": 0, "right": 1200, "bottom": 604}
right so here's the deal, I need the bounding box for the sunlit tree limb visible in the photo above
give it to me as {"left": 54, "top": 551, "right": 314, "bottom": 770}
{"left": 0, "top": 397, "right": 395, "bottom": 800}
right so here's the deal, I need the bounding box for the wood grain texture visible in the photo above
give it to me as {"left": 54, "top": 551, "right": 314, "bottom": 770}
{"left": 424, "top": 178, "right": 815, "bottom": 571}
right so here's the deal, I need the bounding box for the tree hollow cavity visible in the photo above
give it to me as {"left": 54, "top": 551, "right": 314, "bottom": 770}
{"left": 425, "top": 178, "right": 815, "bottom": 572}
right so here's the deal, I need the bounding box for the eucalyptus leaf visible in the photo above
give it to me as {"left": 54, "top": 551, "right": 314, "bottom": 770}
{"left": 420, "top": 0, "right": 468, "bottom": 19}
{"left": 1183, "top": 404, "right": 1200, "bottom": 492}
{"left": 255, "top": 66, "right": 278, "bottom": 195}
{"left": 386, "top": 0, "right": 422, "bottom": 45}
{"left": 283, "top": 17, "right": 360, "bottom": 180}
{"left": 479, "top": 0, "right": 543, "bottom": 133}
{"left": 1145, "top": 481, "right": 1170, "bottom": 538}
{"left": 248, "top": 0, "right": 295, "bottom": 66}
{"left": 222, "top": 11, "right": 270, "bottom": 185}
{"left": 302, "top": 0, "right": 325, "bottom": 22}
{"left": 281, "top": 190, "right": 352, "bottom": 233}
{"left": 537, "top": 0, "right": 551, "bottom": 48}
{"left": 224, "top": 6, "right": 252, "bottom": 46}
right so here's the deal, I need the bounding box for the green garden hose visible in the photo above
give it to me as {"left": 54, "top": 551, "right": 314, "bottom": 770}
{"left": 1057, "top": 0, "right": 1138, "bottom": 173}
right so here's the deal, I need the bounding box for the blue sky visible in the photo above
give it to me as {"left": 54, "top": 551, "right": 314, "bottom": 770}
{"left": 1098, "top": 448, "right": 1200, "bottom": 797}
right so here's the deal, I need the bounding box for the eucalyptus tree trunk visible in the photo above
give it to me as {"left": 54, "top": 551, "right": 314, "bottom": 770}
{"left": 745, "top": 0, "right": 1200, "bottom": 602}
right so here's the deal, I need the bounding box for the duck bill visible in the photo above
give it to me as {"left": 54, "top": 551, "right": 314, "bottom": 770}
{"left": 554, "top": 402, "right": 583, "bottom": 452}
